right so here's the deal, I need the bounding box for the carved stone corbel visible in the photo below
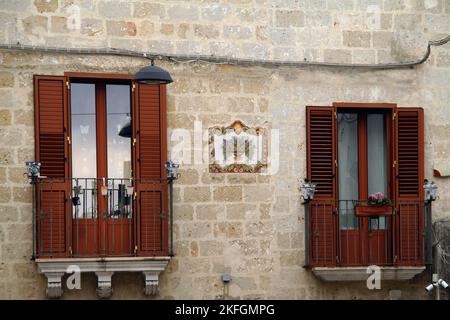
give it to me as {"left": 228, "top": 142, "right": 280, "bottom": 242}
{"left": 95, "top": 271, "right": 114, "bottom": 299}
{"left": 37, "top": 258, "right": 169, "bottom": 299}
{"left": 44, "top": 272, "right": 64, "bottom": 298}
{"left": 143, "top": 271, "right": 160, "bottom": 296}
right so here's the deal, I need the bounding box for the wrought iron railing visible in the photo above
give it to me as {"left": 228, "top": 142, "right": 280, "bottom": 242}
{"left": 31, "top": 178, "right": 175, "bottom": 259}
{"left": 304, "top": 200, "right": 432, "bottom": 267}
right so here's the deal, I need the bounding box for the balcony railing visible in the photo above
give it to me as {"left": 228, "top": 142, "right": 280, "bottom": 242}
{"left": 305, "top": 200, "right": 432, "bottom": 268}
{"left": 32, "top": 177, "right": 175, "bottom": 259}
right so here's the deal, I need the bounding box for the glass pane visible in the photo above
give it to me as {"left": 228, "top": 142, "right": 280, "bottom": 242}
{"left": 338, "top": 113, "right": 359, "bottom": 230}
{"left": 106, "top": 84, "right": 132, "bottom": 219}
{"left": 71, "top": 83, "right": 97, "bottom": 178}
{"left": 106, "top": 84, "right": 132, "bottom": 179}
{"left": 71, "top": 83, "right": 97, "bottom": 219}
{"left": 367, "top": 113, "right": 387, "bottom": 230}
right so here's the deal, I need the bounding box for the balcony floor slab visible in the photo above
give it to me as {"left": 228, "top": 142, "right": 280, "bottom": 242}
{"left": 312, "top": 266, "right": 426, "bottom": 282}
{"left": 36, "top": 257, "right": 170, "bottom": 298}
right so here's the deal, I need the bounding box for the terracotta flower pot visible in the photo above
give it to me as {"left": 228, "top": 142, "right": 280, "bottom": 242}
{"left": 355, "top": 205, "right": 392, "bottom": 217}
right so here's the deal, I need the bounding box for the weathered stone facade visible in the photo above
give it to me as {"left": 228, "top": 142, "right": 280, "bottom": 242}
{"left": 0, "top": 0, "right": 449, "bottom": 299}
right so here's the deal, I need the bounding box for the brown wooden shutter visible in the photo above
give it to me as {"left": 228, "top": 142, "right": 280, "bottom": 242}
{"left": 133, "top": 83, "right": 168, "bottom": 256}
{"left": 395, "top": 108, "right": 424, "bottom": 265}
{"left": 34, "top": 75, "right": 70, "bottom": 257}
{"left": 306, "top": 106, "right": 337, "bottom": 266}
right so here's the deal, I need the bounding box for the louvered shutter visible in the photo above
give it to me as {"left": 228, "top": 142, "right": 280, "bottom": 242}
{"left": 133, "top": 83, "right": 168, "bottom": 256}
{"left": 306, "top": 106, "right": 337, "bottom": 266}
{"left": 34, "top": 75, "right": 70, "bottom": 257}
{"left": 395, "top": 108, "right": 424, "bottom": 265}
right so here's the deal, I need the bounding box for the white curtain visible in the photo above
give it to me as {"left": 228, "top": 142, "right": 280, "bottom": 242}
{"left": 367, "top": 113, "right": 387, "bottom": 195}
{"left": 367, "top": 113, "right": 387, "bottom": 230}
{"left": 338, "top": 113, "right": 359, "bottom": 229}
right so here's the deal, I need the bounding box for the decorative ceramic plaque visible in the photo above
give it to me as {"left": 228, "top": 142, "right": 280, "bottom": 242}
{"left": 208, "top": 120, "right": 268, "bottom": 173}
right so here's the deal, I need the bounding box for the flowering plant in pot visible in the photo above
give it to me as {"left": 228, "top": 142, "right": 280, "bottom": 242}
{"left": 356, "top": 192, "right": 392, "bottom": 216}
{"left": 367, "top": 192, "right": 391, "bottom": 206}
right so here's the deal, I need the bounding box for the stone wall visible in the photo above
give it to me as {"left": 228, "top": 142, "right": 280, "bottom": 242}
{"left": 0, "top": 0, "right": 449, "bottom": 299}
{"left": 1, "top": 0, "right": 449, "bottom": 63}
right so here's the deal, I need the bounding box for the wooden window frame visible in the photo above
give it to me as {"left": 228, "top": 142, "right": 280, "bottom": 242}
{"left": 334, "top": 104, "right": 394, "bottom": 202}
{"left": 67, "top": 74, "right": 133, "bottom": 182}
{"left": 68, "top": 76, "right": 134, "bottom": 256}
{"left": 307, "top": 102, "right": 425, "bottom": 267}
{"left": 64, "top": 72, "right": 133, "bottom": 80}
{"left": 334, "top": 105, "right": 395, "bottom": 266}
{"left": 34, "top": 72, "right": 168, "bottom": 258}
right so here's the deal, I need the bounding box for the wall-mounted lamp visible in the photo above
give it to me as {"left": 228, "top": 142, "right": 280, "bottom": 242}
{"left": 165, "top": 161, "right": 180, "bottom": 180}
{"left": 25, "top": 161, "right": 41, "bottom": 184}
{"left": 423, "top": 179, "right": 438, "bottom": 202}
{"left": 133, "top": 59, "right": 173, "bottom": 84}
{"left": 300, "top": 179, "right": 317, "bottom": 203}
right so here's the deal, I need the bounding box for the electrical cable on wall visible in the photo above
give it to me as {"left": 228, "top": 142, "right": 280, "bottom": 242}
{"left": 0, "top": 35, "right": 449, "bottom": 70}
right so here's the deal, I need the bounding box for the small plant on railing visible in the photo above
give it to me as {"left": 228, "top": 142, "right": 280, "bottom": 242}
{"left": 367, "top": 192, "right": 391, "bottom": 206}
{"left": 300, "top": 178, "right": 317, "bottom": 203}
{"left": 72, "top": 185, "right": 82, "bottom": 206}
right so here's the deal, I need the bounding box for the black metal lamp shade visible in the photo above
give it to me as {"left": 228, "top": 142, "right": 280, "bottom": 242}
{"left": 133, "top": 65, "right": 173, "bottom": 84}
{"left": 118, "top": 121, "right": 132, "bottom": 138}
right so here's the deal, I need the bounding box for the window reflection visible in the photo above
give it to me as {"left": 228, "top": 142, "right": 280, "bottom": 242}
{"left": 71, "top": 83, "right": 97, "bottom": 219}
{"left": 70, "top": 83, "right": 133, "bottom": 220}
{"left": 367, "top": 112, "right": 388, "bottom": 230}
{"left": 338, "top": 113, "right": 359, "bottom": 230}
{"left": 106, "top": 84, "right": 132, "bottom": 179}
{"left": 106, "top": 84, "right": 132, "bottom": 219}
{"left": 71, "top": 83, "right": 97, "bottom": 179}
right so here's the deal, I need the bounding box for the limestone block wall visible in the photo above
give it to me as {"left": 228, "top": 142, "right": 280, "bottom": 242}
{"left": 0, "top": 0, "right": 449, "bottom": 63}
{"left": 0, "top": 0, "right": 449, "bottom": 299}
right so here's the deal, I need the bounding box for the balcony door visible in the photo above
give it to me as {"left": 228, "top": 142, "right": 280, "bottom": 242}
{"left": 337, "top": 110, "right": 393, "bottom": 265}
{"left": 70, "top": 81, "right": 133, "bottom": 256}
